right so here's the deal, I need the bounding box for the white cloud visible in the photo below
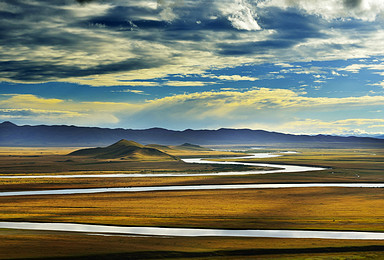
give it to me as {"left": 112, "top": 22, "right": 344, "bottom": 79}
{"left": 368, "top": 81, "right": 384, "bottom": 88}
{"left": 164, "top": 81, "right": 215, "bottom": 87}
{"left": 62, "top": 3, "right": 112, "bottom": 18}
{"left": 218, "top": 0, "right": 261, "bottom": 31}
{"left": 0, "top": 94, "right": 139, "bottom": 126}
{"left": 2, "top": 91, "right": 384, "bottom": 133}
{"left": 113, "top": 89, "right": 148, "bottom": 95}
{"left": 238, "top": 118, "right": 384, "bottom": 135}
{"left": 338, "top": 63, "right": 384, "bottom": 73}
{"left": 275, "top": 63, "right": 294, "bottom": 68}
{"left": 259, "top": 0, "right": 384, "bottom": 21}
{"left": 204, "top": 74, "right": 259, "bottom": 81}
{"left": 338, "top": 63, "right": 368, "bottom": 73}
{"left": 280, "top": 67, "right": 326, "bottom": 75}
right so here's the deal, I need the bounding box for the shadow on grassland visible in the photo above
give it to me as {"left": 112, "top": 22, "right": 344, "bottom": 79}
{"left": 16, "top": 245, "right": 384, "bottom": 259}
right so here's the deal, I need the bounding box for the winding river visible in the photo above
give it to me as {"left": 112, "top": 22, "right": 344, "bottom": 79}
{"left": 1, "top": 152, "right": 384, "bottom": 240}
{"left": 0, "top": 153, "right": 325, "bottom": 179}
{"left": 1, "top": 183, "right": 384, "bottom": 197}
{"left": 1, "top": 222, "right": 384, "bottom": 240}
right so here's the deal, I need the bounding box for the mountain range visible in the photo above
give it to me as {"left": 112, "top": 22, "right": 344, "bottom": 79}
{"left": 1, "top": 121, "right": 383, "bottom": 147}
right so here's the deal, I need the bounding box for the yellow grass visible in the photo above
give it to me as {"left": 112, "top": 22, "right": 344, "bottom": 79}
{"left": 0, "top": 146, "right": 82, "bottom": 155}
{"left": 1, "top": 229, "right": 384, "bottom": 259}
{"left": 1, "top": 146, "right": 384, "bottom": 259}
{"left": 1, "top": 188, "right": 384, "bottom": 232}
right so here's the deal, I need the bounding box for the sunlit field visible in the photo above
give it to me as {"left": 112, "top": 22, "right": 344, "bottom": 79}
{"left": 0, "top": 146, "right": 384, "bottom": 259}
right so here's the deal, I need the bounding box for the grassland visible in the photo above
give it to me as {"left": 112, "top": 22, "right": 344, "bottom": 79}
{"left": 2, "top": 228, "right": 384, "bottom": 260}
{"left": 1, "top": 187, "right": 384, "bottom": 231}
{"left": 0, "top": 146, "right": 384, "bottom": 259}
{"left": 2, "top": 229, "right": 384, "bottom": 259}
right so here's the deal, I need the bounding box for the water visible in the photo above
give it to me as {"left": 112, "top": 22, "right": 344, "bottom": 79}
{"left": 1, "top": 152, "right": 383, "bottom": 240}
{"left": 0, "top": 153, "right": 325, "bottom": 179}
{"left": 0, "top": 183, "right": 383, "bottom": 197}
{"left": 1, "top": 221, "right": 384, "bottom": 239}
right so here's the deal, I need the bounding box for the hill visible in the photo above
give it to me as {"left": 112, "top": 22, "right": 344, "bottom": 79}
{"left": 69, "top": 139, "right": 179, "bottom": 161}
{"left": 175, "top": 143, "right": 212, "bottom": 151}
{"left": 145, "top": 144, "right": 174, "bottom": 152}
{"left": 1, "top": 121, "right": 384, "bottom": 147}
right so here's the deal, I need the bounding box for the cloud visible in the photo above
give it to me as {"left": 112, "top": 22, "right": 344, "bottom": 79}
{"left": 125, "top": 88, "right": 384, "bottom": 130}
{"left": 0, "top": 108, "right": 84, "bottom": 119}
{"left": 164, "top": 81, "right": 215, "bottom": 87}
{"left": 218, "top": 0, "right": 261, "bottom": 31}
{"left": 368, "top": 124, "right": 384, "bottom": 128}
{"left": 1, "top": 0, "right": 384, "bottom": 87}
{"left": 144, "top": 88, "right": 384, "bottom": 111}
{"left": 76, "top": 0, "right": 97, "bottom": 4}
{"left": 338, "top": 63, "right": 368, "bottom": 73}
{"left": 113, "top": 89, "right": 148, "bottom": 95}
{"left": 204, "top": 74, "right": 259, "bottom": 81}
{"left": 338, "top": 63, "right": 384, "bottom": 73}
{"left": 63, "top": 75, "right": 158, "bottom": 87}
{"left": 368, "top": 81, "right": 384, "bottom": 88}
{"left": 275, "top": 63, "right": 295, "bottom": 68}
{"left": 259, "top": 0, "right": 384, "bottom": 21}
{"left": 238, "top": 118, "right": 384, "bottom": 135}
{"left": 280, "top": 67, "right": 326, "bottom": 75}
{"left": 2, "top": 90, "right": 384, "bottom": 133}
{"left": 0, "top": 94, "right": 139, "bottom": 126}
{"left": 335, "top": 118, "right": 384, "bottom": 125}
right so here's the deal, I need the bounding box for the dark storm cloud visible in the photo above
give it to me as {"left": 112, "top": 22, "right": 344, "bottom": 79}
{"left": 0, "top": 0, "right": 381, "bottom": 84}
{"left": 218, "top": 39, "right": 297, "bottom": 56}
{"left": 0, "top": 58, "right": 167, "bottom": 82}
{"left": 75, "top": 0, "right": 97, "bottom": 4}
{"left": 259, "top": 8, "right": 325, "bottom": 39}
{"left": 0, "top": 0, "right": 174, "bottom": 83}
{"left": 0, "top": 0, "right": 81, "bottom": 46}
{"left": 85, "top": 2, "right": 234, "bottom": 32}
{"left": 343, "top": 0, "right": 362, "bottom": 9}
{"left": 0, "top": 0, "right": 247, "bottom": 83}
{"left": 87, "top": 5, "right": 166, "bottom": 29}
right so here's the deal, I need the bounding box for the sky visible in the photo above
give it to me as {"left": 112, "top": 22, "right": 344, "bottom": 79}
{"left": 1, "top": 0, "right": 384, "bottom": 135}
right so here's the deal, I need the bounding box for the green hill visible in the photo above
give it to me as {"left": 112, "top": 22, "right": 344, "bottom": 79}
{"left": 69, "top": 139, "right": 179, "bottom": 161}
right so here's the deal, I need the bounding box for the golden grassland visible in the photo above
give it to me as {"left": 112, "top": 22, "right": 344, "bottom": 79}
{"left": 0, "top": 146, "right": 255, "bottom": 175}
{"left": 1, "top": 188, "right": 384, "bottom": 231}
{"left": 241, "top": 148, "right": 384, "bottom": 173}
{"left": 214, "top": 148, "right": 384, "bottom": 182}
{"left": 1, "top": 148, "right": 383, "bottom": 193}
{"left": 2, "top": 229, "right": 384, "bottom": 260}
{"left": 0, "top": 146, "right": 241, "bottom": 157}
{"left": 1, "top": 146, "right": 384, "bottom": 259}
{"left": 0, "top": 147, "right": 80, "bottom": 156}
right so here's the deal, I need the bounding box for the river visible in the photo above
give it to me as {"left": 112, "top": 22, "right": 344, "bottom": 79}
{"left": 1, "top": 221, "right": 384, "bottom": 240}
{"left": 1, "top": 152, "right": 383, "bottom": 240}
{"left": 0, "top": 153, "right": 325, "bottom": 179}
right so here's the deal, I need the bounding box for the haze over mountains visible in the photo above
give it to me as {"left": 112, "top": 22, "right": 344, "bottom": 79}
{"left": 1, "top": 121, "right": 383, "bottom": 147}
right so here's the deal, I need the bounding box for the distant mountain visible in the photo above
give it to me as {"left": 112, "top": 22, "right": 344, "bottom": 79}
{"left": 69, "top": 139, "right": 179, "bottom": 161}
{"left": 1, "top": 121, "right": 384, "bottom": 147}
